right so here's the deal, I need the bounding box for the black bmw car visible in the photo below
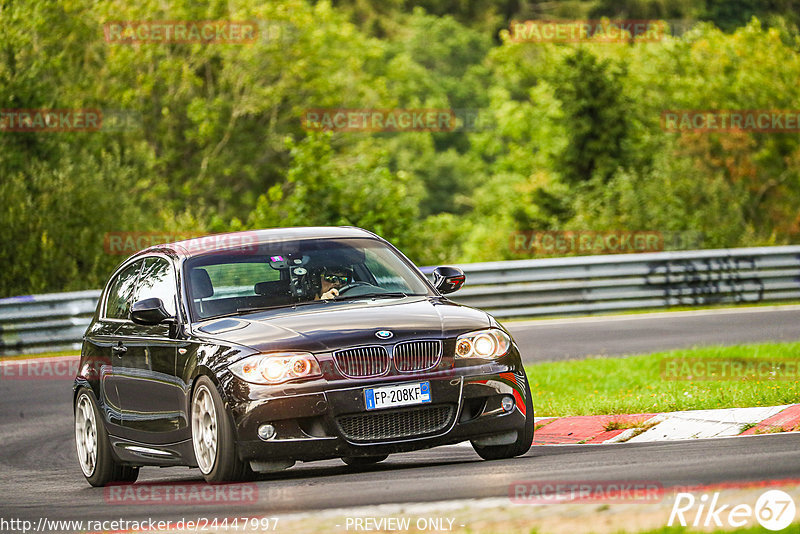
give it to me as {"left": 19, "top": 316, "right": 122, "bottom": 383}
{"left": 74, "top": 227, "right": 533, "bottom": 486}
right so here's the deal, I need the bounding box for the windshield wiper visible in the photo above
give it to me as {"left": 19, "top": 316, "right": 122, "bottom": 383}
{"left": 236, "top": 300, "right": 325, "bottom": 314}
{"left": 332, "top": 292, "right": 413, "bottom": 301}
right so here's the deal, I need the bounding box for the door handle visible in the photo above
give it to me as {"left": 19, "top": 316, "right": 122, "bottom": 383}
{"left": 112, "top": 343, "right": 128, "bottom": 356}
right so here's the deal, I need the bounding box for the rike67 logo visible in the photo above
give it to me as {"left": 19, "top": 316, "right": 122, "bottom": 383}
{"left": 669, "top": 490, "right": 796, "bottom": 531}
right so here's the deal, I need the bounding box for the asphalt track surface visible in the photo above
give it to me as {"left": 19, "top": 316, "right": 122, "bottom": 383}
{"left": 506, "top": 305, "right": 800, "bottom": 362}
{"left": 3, "top": 306, "right": 800, "bottom": 530}
{"left": 3, "top": 379, "right": 800, "bottom": 529}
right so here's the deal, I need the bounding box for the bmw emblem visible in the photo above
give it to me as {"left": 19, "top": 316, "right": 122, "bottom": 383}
{"left": 375, "top": 330, "right": 394, "bottom": 340}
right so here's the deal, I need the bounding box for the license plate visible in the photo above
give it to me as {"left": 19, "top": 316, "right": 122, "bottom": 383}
{"left": 364, "top": 381, "right": 431, "bottom": 410}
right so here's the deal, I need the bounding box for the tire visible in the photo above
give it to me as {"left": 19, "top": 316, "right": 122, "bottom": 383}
{"left": 74, "top": 388, "right": 140, "bottom": 487}
{"left": 341, "top": 454, "right": 388, "bottom": 466}
{"left": 471, "top": 377, "right": 534, "bottom": 461}
{"left": 191, "top": 376, "right": 254, "bottom": 482}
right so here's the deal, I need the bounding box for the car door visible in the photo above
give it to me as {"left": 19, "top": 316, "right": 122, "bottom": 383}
{"left": 113, "top": 255, "right": 187, "bottom": 444}
{"left": 95, "top": 258, "right": 145, "bottom": 431}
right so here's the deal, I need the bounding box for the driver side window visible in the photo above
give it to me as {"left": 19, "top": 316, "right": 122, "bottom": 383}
{"left": 134, "top": 257, "right": 177, "bottom": 316}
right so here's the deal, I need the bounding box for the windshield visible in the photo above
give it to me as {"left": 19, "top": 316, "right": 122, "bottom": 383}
{"left": 184, "top": 237, "right": 432, "bottom": 320}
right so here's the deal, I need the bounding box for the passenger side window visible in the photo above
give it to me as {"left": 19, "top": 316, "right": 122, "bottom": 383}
{"left": 104, "top": 260, "right": 144, "bottom": 319}
{"left": 364, "top": 249, "right": 412, "bottom": 292}
{"left": 200, "top": 261, "right": 280, "bottom": 299}
{"left": 133, "top": 257, "right": 177, "bottom": 316}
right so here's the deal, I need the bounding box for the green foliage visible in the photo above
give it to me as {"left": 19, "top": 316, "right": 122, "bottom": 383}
{"left": 589, "top": 0, "right": 698, "bottom": 19}
{"left": 3, "top": 1, "right": 800, "bottom": 297}
{"left": 332, "top": 0, "right": 519, "bottom": 36}
{"left": 552, "top": 49, "right": 631, "bottom": 186}
{"left": 0, "top": 151, "right": 151, "bottom": 296}
{"left": 247, "top": 134, "right": 422, "bottom": 253}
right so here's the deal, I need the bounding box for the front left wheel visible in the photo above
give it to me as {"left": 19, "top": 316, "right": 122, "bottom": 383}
{"left": 191, "top": 376, "right": 254, "bottom": 482}
{"left": 74, "top": 388, "right": 139, "bottom": 487}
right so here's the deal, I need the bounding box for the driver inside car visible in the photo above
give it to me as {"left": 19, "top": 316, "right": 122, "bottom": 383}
{"left": 317, "top": 267, "right": 354, "bottom": 300}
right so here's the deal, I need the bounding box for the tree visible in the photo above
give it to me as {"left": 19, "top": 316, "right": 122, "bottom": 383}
{"left": 247, "top": 134, "right": 423, "bottom": 255}
{"left": 552, "top": 49, "right": 631, "bottom": 186}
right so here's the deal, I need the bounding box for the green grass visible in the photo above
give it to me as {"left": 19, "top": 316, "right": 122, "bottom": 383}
{"left": 525, "top": 342, "right": 800, "bottom": 417}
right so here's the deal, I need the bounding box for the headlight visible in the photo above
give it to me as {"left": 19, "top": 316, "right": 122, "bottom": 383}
{"left": 229, "top": 352, "right": 322, "bottom": 385}
{"left": 455, "top": 329, "right": 511, "bottom": 359}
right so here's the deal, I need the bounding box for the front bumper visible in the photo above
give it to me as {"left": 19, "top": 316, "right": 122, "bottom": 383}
{"left": 223, "top": 359, "right": 530, "bottom": 462}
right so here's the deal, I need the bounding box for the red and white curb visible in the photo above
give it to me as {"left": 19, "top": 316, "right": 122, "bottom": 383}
{"left": 532, "top": 404, "right": 800, "bottom": 445}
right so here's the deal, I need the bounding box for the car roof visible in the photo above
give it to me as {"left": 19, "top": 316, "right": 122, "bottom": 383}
{"left": 133, "top": 226, "right": 380, "bottom": 260}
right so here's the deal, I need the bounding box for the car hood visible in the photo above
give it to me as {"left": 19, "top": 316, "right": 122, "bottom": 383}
{"left": 193, "top": 296, "right": 491, "bottom": 353}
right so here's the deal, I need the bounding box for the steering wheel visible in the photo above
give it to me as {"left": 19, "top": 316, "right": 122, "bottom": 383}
{"left": 335, "top": 281, "right": 374, "bottom": 295}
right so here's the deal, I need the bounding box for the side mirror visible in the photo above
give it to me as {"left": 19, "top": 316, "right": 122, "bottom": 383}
{"left": 432, "top": 266, "right": 466, "bottom": 295}
{"left": 130, "top": 298, "right": 173, "bottom": 326}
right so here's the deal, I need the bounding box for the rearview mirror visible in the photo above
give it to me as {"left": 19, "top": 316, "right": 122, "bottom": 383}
{"left": 432, "top": 266, "right": 465, "bottom": 295}
{"left": 130, "top": 298, "right": 173, "bottom": 326}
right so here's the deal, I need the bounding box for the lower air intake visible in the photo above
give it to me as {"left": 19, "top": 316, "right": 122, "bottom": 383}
{"left": 336, "top": 404, "right": 455, "bottom": 442}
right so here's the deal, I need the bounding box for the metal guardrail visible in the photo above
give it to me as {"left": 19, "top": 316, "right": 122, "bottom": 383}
{"left": 0, "top": 290, "right": 101, "bottom": 356}
{"left": 445, "top": 245, "right": 800, "bottom": 318}
{"left": 2, "top": 246, "right": 799, "bottom": 356}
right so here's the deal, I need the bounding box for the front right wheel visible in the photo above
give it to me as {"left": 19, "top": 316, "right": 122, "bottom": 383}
{"left": 191, "top": 376, "right": 254, "bottom": 482}
{"left": 471, "top": 377, "right": 534, "bottom": 461}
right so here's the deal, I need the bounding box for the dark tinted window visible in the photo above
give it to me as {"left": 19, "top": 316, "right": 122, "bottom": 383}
{"left": 104, "top": 260, "right": 143, "bottom": 319}
{"left": 133, "top": 257, "right": 177, "bottom": 316}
